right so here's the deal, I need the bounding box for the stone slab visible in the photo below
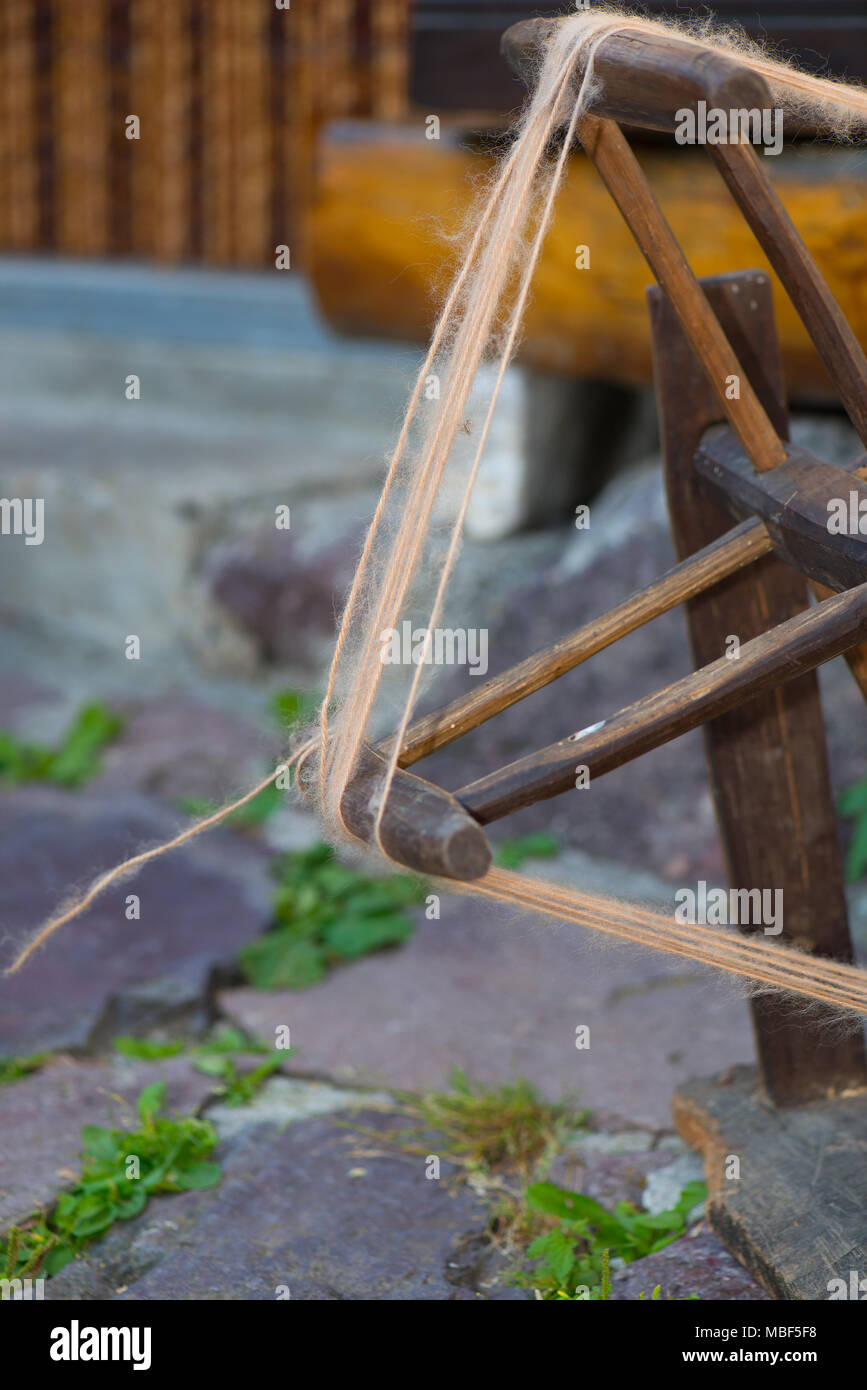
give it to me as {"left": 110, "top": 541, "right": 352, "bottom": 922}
{"left": 48, "top": 1102, "right": 526, "bottom": 1301}
{"left": 219, "top": 891, "right": 756, "bottom": 1129}
{"left": 610, "top": 1227, "right": 772, "bottom": 1301}
{"left": 0, "top": 786, "right": 273, "bottom": 1056}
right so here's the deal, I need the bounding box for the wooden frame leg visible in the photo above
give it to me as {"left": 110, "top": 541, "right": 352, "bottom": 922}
{"left": 649, "top": 269, "right": 867, "bottom": 1105}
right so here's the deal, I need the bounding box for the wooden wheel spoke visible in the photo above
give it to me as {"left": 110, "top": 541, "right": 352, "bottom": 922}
{"left": 454, "top": 581, "right": 867, "bottom": 825}
{"left": 384, "top": 517, "right": 771, "bottom": 767}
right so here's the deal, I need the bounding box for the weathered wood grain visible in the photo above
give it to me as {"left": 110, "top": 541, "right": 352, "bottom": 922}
{"left": 299, "top": 742, "right": 492, "bottom": 882}
{"left": 651, "top": 270, "right": 866, "bottom": 1104}
{"left": 695, "top": 429, "right": 867, "bottom": 593}
{"left": 577, "top": 114, "right": 785, "bottom": 474}
{"left": 674, "top": 1065, "right": 867, "bottom": 1300}
{"left": 711, "top": 140, "right": 867, "bottom": 450}
{"left": 501, "top": 20, "right": 772, "bottom": 135}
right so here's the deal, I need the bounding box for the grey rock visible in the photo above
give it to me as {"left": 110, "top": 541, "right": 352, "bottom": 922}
{"left": 86, "top": 975, "right": 211, "bottom": 1052}
{"left": 642, "top": 1152, "right": 707, "bottom": 1217}
{"left": 0, "top": 785, "right": 273, "bottom": 1056}
{"left": 657, "top": 1134, "right": 691, "bottom": 1154}
{"left": 570, "top": 1130, "right": 659, "bottom": 1157}
{"left": 549, "top": 1146, "right": 677, "bottom": 1213}
{"left": 207, "top": 524, "right": 361, "bottom": 671}
{"left": 610, "top": 1227, "right": 772, "bottom": 1301}
{"left": 0, "top": 674, "right": 59, "bottom": 732}
{"left": 205, "top": 1075, "right": 392, "bottom": 1143}
{"left": 90, "top": 693, "right": 282, "bottom": 808}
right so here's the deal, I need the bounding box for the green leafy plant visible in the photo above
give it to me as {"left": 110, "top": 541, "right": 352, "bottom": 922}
{"left": 342, "top": 1069, "right": 698, "bottom": 1301}
{"left": 2, "top": 1222, "right": 55, "bottom": 1283}
{"left": 189, "top": 1027, "right": 287, "bottom": 1105}
{"left": 0, "top": 1083, "right": 221, "bottom": 1279}
{"left": 112, "top": 1036, "right": 185, "bottom": 1060}
{"left": 113, "top": 1027, "right": 288, "bottom": 1105}
{"left": 840, "top": 778, "right": 867, "bottom": 880}
{"left": 192, "top": 1024, "right": 267, "bottom": 1056}
{"left": 0, "top": 703, "right": 122, "bottom": 788}
{"left": 494, "top": 831, "right": 559, "bottom": 870}
{"left": 517, "top": 1178, "right": 707, "bottom": 1300}
{"left": 192, "top": 1053, "right": 285, "bottom": 1106}
{"left": 271, "top": 687, "right": 319, "bottom": 729}
{"left": 0, "top": 1052, "right": 48, "bottom": 1086}
{"left": 239, "top": 843, "right": 426, "bottom": 989}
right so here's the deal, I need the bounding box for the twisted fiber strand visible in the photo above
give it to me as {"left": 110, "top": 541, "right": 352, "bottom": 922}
{"left": 469, "top": 869, "right": 867, "bottom": 1015}
{"left": 5, "top": 743, "right": 314, "bottom": 975}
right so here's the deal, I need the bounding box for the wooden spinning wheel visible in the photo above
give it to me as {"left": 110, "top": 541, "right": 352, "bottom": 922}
{"left": 316, "top": 21, "right": 867, "bottom": 1297}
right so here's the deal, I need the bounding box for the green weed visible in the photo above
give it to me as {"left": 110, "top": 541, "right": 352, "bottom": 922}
{"left": 112, "top": 1037, "right": 185, "bottom": 1060}
{"left": 494, "top": 831, "right": 560, "bottom": 870}
{"left": 517, "top": 1177, "right": 707, "bottom": 1300}
{"left": 271, "top": 687, "right": 319, "bottom": 730}
{"left": 0, "top": 1083, "right": 220, "bottom": 1279}
{"left": 390, "top": 1068, "right": 583, "bottom": 1181}
{"left": 840, "top": 777, "right": 867, "bottom": 880}
{"left": 0, "top": 1052, "right": 49, "bottom": 1086}
{"left": 113, "top": 1027, "right": 288, "bottom": 1105}
{"left": 239, "top": 843, "right": 426, "bottom": 989}
{"left": 0, "top": 703, "right": 122, "bottom": 788}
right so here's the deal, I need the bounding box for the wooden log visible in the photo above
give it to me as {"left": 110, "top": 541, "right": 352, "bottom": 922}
{"left": 674, "top": 1065, "right": 867, "bottom": 1299}
{"left": 453, "top": 580, "right": 867, "bottom": 824}
{"left": 2, "top": 0, "right": 39, "bottom": 250}
{"left": 370, "top": 0, "right": 411, "bottom": 122}
{"left": 232, "top": 0, "right": 271, "bottom": 267}
{"left": 316, "top": 0, "right": 358, "bottom": 120}
{"left": 299, "top": 743, "right": 492, "bottom": 882}
{"left": 281, "top": 0, "right": 316, "bottom": 270}
{"left": 310, "top": 125, "right": 867, "bottom": 399}
{"left": 130, "top": 0, "right": 191, "bottom": 263}
{"left": 650, "top": 269, "right": 866, "bottom": 1105}
{"left": 201, "top": 0, "right": 235, "bottom": 264}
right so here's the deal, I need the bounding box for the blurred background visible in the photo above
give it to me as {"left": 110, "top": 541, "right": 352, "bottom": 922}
{"left": 0, "top": 3, "right": 866, "bottom": 1278}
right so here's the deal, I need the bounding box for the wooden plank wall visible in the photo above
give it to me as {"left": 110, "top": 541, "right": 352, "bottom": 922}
{"left": 0, "top": 0, "right": 411, "bottom": 269}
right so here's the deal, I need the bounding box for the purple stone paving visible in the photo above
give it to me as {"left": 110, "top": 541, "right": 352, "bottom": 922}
{"left": 219, "top": 894, "right": 755, "bottom": 1129}
{"left": 0, "top": 785, "right": 272, "bottom": 1056}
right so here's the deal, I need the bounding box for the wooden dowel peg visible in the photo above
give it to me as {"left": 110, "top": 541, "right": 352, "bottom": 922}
{"left": 299, "top": 742, "right": 492, "bottom": 882}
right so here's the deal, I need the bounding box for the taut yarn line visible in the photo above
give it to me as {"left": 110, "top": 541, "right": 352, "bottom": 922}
{"left": 7, "top": 11, "right": 867, "bottom": 1016}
